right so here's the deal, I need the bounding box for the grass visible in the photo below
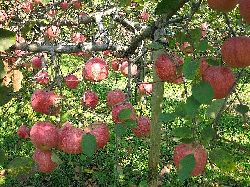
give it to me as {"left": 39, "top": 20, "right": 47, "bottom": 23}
{"left": 0, "top": 54, "right": 249, "bottom": 186}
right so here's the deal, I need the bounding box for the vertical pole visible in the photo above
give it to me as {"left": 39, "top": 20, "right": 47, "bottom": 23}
{"left": 148, "top": 51, "right": 164, "bottom": 187}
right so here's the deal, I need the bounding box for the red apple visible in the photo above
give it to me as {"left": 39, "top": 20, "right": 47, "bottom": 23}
{"left": 83, "top": 57, "right": 109, "bottom": 82}
{"left": 31, "top": 56, "right": 43, "bottom": 69}
{"left": 33, "top": 149, "right": 58, "bottom": 173}
{"left": 58, "top": 122, "right": 85, "bottom": 154}
{"left": 139, "top": 11, "right": 150, "bottom": 22}
{"left": 112, "top": 102, "right": 137, "bottom": 124}
{"left": 173, "top": 143, "right": 207, "bottom": 176}
{"left": 138, "top": 82, "right": 153, "bottom": 95}
{"left": 239, "top": 0, "right": 250, "bottom": 24}
{"left": 31, "top": 89, "right": 61, "bottom": 116}
{"left": 84, "top": 122, "right": 110, "bottom": 149}
{"left": 111, "top": 59, "right": 121, "bottom": 71}
{"left": 21, "top": 1, "right": 34, "bottom": 13}
{"left": 72, "top": 0, "right": 81, "bottom": 9}
{"left": 35, "top": 71, "right": 49, "bottom": 85}
{"left": 71, "top": 33, "right": 86, "bottom": 44}
{"left": 132, "top": 116, "right": 151, "bottom": 137}
{"left": 82, "top": 90, "right": 99, "bottom": 109}
{"left": 64, "top": 74, "right": 79, "bottom": 89}
{"left": 47, "top": 9, "right": 57, "bottom": 16}
{"left": 202, "top": 66, "right": 235, "bottom": 99}
{"left": 30, "top": 121, "right": 59, "bottom": 150}
{"left": 0, "top": 10, "right": 8, "bottom": 22}
{"left": 60, "top": 2, "right": 69, "bottom": 10}
{"left": 120, "top": 59, "right": 138, "bottom": 77}
{"left": 106, "top": 89, "right": 126, "bottom": 107}
{"left": 45, "top": 26, "right": 60, "bottom": 39}
{"left": 17, "top": 125, "right": 30, "bottom": 139}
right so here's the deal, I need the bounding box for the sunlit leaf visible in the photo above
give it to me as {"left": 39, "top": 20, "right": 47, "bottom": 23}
{"left": 12, "top": 70, "right": 23, "bottom": 92}
{"left": 209, "top": 148, "right": 236, "bottom": 172}
{"left": 7, "top": 157, "right": 33, "bottom": 177}
{"left": 206, "top": 99, "right": 224, "bottom": 119}
{"left": 0, "top": 29, "right": 16, "bottom": 52}
{"left": 51, "top": 152, "right": 63, "bottom": 165}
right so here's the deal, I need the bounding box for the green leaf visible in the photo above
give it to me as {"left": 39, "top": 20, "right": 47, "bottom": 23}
{"left": 0, "top": 149, "right": 6, "bottom": 165}
{"left": 189, "top": 28, "right": 202, "bottom": 42}
{"left": 176, "top": 31, "right": 187, "bottom": 44}
{"left": 206, "top": 58, "right": 220, "bottom": 66}
{"left": 192, "top": 81, "right": 214, "bottom": 104}
{"left": 206, "top": 99, "right": 225, "bottom": 119}
{"left": 0, "top": 86, "right": 13, "bottom": 106}
{"left": 180, "top": 138, "right": 195, "bottom": 144}
{"left": 175, "top": 103, "right": 187, "bottom": 117}
{"left": 123, "top": 119, "right": 137, "bottom": 128}
{"left": 115, "top": 123, "right": 127, "bottom": 137}
{"left": 148, "top": 42, "right": 164, "bottom": 50}
{"left": 178, "top": 154, "right": 195, "bottom": 181}
{"left": 197, "top": 39, "right": 208, "bottom": 52}
{"left": 184, "top": 96, "right": 201, "bottom": 116}
{"left": 183, "top": 59, "right": 200, "bottom": 80}
{"left": 82, "top": 134, "right": 96, "bottom": 157}
{"left": 236, "top": 104, "right": 249, "bottom": 114}
{"left": 172, "top": 127, "right": 192, "bottom": 139}
{"left": 138, "top": 180, "right": 148, "bottom": 187}
{"left": 159, "top": 112, "right": 177, "bottom": 122}
{"left": 0, "top": 28, "right": 16, "bottom": 52}
{"left": 51, "top": 152, "right": 63, "bottom": 165}
{"left": 41, "top": 0, "right": 51, "bottom": 4}
{"left": 61, "top": 112, "right": 70, "bottom": 123}
{"left": 155, "top": 0, "right": 181, "bottom": 15}
{"left": 200, "top": 126, "right": 216, "bottom": 146}
{"left": 118, "top": 108, "right": 132, "bottom": 120}
{"left": 0, "top": 59, "right": 6, "bottom": 79}
{"left": 119, "top": 0, "right": 130, "bottom": 7}
{"left": 209, "top": 148, "right": 236, "bottom": 172}
{"left": 21, "top": 21, "right": 36, "bottom": 38}
{"left": 7, "top": 157, "right": 34, "bottom": 177}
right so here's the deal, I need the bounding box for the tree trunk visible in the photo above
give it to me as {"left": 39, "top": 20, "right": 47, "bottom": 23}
{"left": 148, "top": 52, "right": 164, "bottom": 187}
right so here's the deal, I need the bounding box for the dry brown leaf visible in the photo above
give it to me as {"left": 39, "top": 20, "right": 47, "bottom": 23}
{"left": 13, "top": 69, "right": 23, "bottom": 92}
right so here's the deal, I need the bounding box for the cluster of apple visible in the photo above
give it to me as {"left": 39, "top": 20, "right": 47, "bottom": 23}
{"left": 207, "top": 0, "right": 250, "bottom": 23}
{"left": 111, "top": 58, "right": 153, "bottom": 95}
{"left": 153, "top": 22, "right": 250, "bottom": 177}
{"left": 0, "top": 0, "right": 81, "bottom": 17}
{"left": 17, "top": 54, "right": 152, "bottom": 173}
{"left": 17, "top": 120, "right": 109, "bottom": 173}
{"left": 22, "top": 0, "right": 81, "bottom": 14}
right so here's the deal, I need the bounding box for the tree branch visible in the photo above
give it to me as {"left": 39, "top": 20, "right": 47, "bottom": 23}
{"left": 14, "top": 42, "right": 122, "bottom": 54}
{"left": 123, "top": 0, "right": 190, "bottom": 57}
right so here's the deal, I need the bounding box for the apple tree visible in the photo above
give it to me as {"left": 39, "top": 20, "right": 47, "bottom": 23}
{"left": 0, "top": 0, "right": 249, "bottom": 186}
